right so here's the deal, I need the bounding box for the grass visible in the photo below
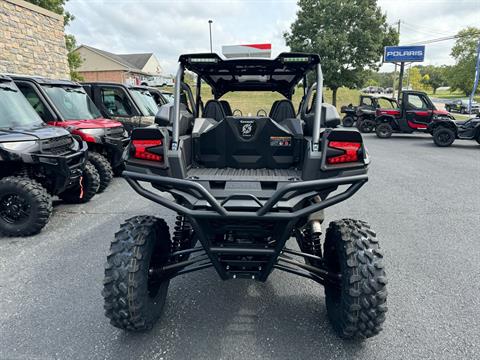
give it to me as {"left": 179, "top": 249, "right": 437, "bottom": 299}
{"left": 199, "top": 85, "right": 361, "bottom": 115}
{"left": 426, "top": 89, "right": 480, "bottom": 102}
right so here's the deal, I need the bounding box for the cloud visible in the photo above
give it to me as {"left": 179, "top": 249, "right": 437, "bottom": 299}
{"left": 66, "top": 0, "right": 480, "bottom": 74}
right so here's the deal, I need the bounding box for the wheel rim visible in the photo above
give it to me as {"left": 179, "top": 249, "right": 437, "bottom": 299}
{"left": 363, "top": 121, "right": 375, "bottom": 132}
{"left": 0, "top": 193, "right": 31, "bottom": 224}
{"left": 379, "top": 126, "right": 390, "bottom": 136}
{"left": 437, "top": 131, "right": 452, "bottom": 145}
{"left": 147, "top": 235, "right": 169, "bottom": 299}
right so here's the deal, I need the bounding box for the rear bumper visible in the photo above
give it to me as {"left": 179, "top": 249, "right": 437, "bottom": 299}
{"left": 123, "top": 170, "right": 368, "bottom": 220}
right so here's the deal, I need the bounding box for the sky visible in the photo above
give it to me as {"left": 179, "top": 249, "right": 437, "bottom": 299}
{"left": 66, "top": 0, "right": 480, "bottom": 75}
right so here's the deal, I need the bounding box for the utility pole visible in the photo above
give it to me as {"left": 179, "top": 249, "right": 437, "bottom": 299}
{"left": 469, "top": 37, "right": 480, "bottom": 114}
{"left": 208, "top": 20, "right": 213, "bottom": 53}
{"left": 392, "top": 20, "right": 401, "bottom": 99}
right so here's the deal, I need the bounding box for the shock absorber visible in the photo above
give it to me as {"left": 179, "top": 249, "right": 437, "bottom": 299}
{"left": 172, "top": 215, "right": 193, "bottom": 260}
{"left": 305, "top": 195, "right": 323, "bottom": 258}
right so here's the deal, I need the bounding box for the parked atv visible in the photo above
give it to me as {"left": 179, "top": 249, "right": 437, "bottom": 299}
{"left": 0, "top": 75, "right": 98, "bottom": 236}
{"left": 374, "top": 90, "right": 454, "bottom": 138}
{"left": 82, "top": 82, "right": 166, "bottom": 133}
{"left": 341, "top": 95, "right": 397, "bottom": 133}
{"left": 429, "top": 114, "right": 480, "bottom": 147}
{"left": 101, "top": 53, "right": 387, "bottom": 339}
{"left": 12, "top": 76, "right": 129, "bottom": 189}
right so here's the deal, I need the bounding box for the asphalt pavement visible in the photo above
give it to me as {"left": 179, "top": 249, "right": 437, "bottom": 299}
{"left": 1, "top": 133, "right": 479, "bottom": 360}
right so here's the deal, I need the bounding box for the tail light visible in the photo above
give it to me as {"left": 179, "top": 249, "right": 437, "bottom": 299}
{"left": 132, "top": 139, "right": 163, "bottom": 161}
{"left": 327, "top": 141, "right": 361, "bottom": 164}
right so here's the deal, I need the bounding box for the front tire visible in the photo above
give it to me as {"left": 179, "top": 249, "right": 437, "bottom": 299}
{"left": 324, "top": 219, "right": 387, "bottom": 339}
{"left": 88, "top": 152, "right": 113, "bottom": 193}
{"left": 103, "top": 216, "right": 172, "bottom": 331}
{"left": 433, "top": 127, "right": 455, "bottom": 147}
{"left": 375, "top": 123, "right": 393, "bottom": 138}
{"left": 0, "top": 177, "right": 52, "bottom": 237}
{"left": 58, "top": 162, "right": 99, "bottom": 204}
{"left": 342, "top": 116, "right": 355, "bottom": 127}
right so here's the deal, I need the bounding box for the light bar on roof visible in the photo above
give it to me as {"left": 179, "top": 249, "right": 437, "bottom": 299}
{"left": 188, "top": 58, "right": 218, "bottom": 63}
{"left": 282, "top": 56, "right": 310, "bottom": 63}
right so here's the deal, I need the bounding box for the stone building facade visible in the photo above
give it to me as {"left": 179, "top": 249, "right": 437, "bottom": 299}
{"left": 0, "top": 0, "right": 69, "bottom": 79}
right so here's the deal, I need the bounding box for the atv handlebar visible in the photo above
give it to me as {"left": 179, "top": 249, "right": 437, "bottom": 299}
{"left": 122, "top": 170, "right": 368, "bottom": 220}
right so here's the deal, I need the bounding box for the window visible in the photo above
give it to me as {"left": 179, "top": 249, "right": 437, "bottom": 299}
{"left": 0, "top": 85, "right": 44, "bottom": 127}
{"left": 100, "top": 87, "right": 134, "bottom": 117}
{"left": 42, "top": 85, "right": 102, "bottom": 120}
{"left": 406, "top": 94, "right": 428, "bottom": 110}
{"left": 17, "top": 83, "right": 52, "bottom": 122}
{"left": 377, "top": 98, "right": 396, "bottom": 109}
{"left": 361, "top": 97, "right": 373, "bottom": 107}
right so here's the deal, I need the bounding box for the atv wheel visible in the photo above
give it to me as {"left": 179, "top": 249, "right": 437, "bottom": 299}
{"left": 358, "top": 119, "right": 375, "bottom": 133}
{"left": 476, "top": 134, "right": 480, "bottom": 145}
{"left": 58, "top": 162, "right": 100, "bottom": 204}
{"left": 342, "top": 116, "right": 354, "bottom": 127}
{"left": 103, "top": 216, "right": 171, "bottom": 331}
{"left": 375, "top": 123, "right": 393, "bottom": 138}
{"left": 88, "top": 152, "right": 113, "bottom": 193}
{"left": 445, "top": 106, "right": 451, "bottom": 112}
{"left": 0, "top": 177, "right": 52, "bottom": 237}
{"left": 323, "top": 219, "right": 387, "bottom": 339}
{"left": 433, "top": 127, "right": 455, "bottom": 147}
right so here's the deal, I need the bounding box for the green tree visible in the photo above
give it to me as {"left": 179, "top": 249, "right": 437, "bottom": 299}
{"left": 284, "top": 0, "right": 398, "bottom": 105}
{"left": 25, "top": 0, "right": 81, "bottom": 80}
{"left": 447, "top": 27, "right": 480, "bottom": 95}
{"left": 418, "top": 65, "right": 447, "bottom": 94}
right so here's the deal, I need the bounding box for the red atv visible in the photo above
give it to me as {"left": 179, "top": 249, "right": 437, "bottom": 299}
{"left": 374, "top": 90, "right": 453, "bottom": 138}
{"left": 12, "top": 76, "right": 130, "bottom": 192}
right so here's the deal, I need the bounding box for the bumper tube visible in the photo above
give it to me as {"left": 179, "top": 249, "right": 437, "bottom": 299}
{"left": 123, "top": 170, "right": 368, "bottom": 220}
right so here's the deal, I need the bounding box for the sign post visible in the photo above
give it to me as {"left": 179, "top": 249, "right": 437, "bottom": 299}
{"left": 469, "top": 38, "right": 480, "bottom": 114}
{"left": 384, "top": 45, "right": 425, "bottom": 101}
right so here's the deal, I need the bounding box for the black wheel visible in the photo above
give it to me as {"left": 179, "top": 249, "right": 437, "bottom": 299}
{"left": 342, "top": 116, "right": 354, "bottom": 127}
{"left": 88, "top": 152, "right": 113, "bottom": 193}
{"left": 375, "top": 123, "right": 393, "bottom": 138}
{"left": 358, "top": 119, "right": 375, "bottom": 133}
{"left": 433, "top": 127, "right": 455, "bottom": 147}
{"left": 445, "top": 106, "right": 451, "bottom": 112}
{"left": 58, "top": 162, "right": 99, "bottom": 204}
{"left": 476, "top": 134, "right": 480, "bottom": 145}
{"left": 323, "top": 219, "right": 387, "bottom": 339}
{"left": 0, "top": 177, "right": 52, "bottom": 237}
{"left": 461, "top": 107, "right": 466, "bottom": 114}
{"left": 103, "top": 216, "right": 171, "bottom": 331}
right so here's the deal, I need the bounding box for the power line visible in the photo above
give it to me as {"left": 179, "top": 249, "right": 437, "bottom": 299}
{"left": 403, "top": 31, "right": 480, "bottom": 46}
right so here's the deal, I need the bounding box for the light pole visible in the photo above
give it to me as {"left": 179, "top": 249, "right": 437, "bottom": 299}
{"left": 208, "top": 20, "right": 213, "bottom": 53}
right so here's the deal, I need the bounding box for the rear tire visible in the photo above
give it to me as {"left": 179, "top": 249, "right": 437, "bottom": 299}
{"left": 433, "top": 127, "right": 455, "bottom": 147}
{"left": 358, "top": 119, "right": 375, "bottom": 133}
{"left": 58, "top": 162, "right": 99, "bottom": 204}
{"left": 112, "top": 164, "right": 125, "bottom": 177}
{"left": 88, "top": 152, "right": 113, "bottom": 193}
{"left": 375, "top": 123, "right": 393, "bottom": 138}
{"left": 323, "top": 219, "right": 387, "bottom": 339}
{"left": 0, "top": 177, "right": 52, "bottom": 237}
{"left": 102, "top": 216, "right": 171, "bottom": 331}
{"left": 342, "top": 116, "right": 354, "bottom": 127}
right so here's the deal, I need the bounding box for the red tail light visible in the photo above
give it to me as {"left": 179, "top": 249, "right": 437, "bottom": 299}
{"left": 132, "top": 139, "right": 163, "bottom": 161}
{"left": 327, "top": 141, "right": 361, "bottom": 164}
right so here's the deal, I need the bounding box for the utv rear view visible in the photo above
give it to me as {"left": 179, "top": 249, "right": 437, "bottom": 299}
{"left": 102, "top": 53, "right": 387, "bottom": 339}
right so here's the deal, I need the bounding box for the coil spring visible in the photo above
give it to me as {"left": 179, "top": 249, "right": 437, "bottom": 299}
{"left": 172, "top": 215, "right": 193, "bottom": 258}
{"left": 303, "top": 228, "right": 322, "bottom": 258}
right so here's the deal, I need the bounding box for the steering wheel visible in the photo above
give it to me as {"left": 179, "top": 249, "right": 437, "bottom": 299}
{"left": 233, "top": 109, "right": 243, "bottom": 116}
{"left": 256, "top": 109, "right": 267, "bottom": 117}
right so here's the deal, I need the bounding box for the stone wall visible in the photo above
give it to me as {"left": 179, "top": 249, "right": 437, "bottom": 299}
{"left": 0, "top": 0, "right": 69, "bottom": 79}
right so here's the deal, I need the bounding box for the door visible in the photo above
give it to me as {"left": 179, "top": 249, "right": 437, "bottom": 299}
{"left": 15, "top": 81, "right": 57, "bottom": 123}
{"left": 403, "top": 93, "right": 433, "bottom": 131}
{"left": 95, "top": 86, "right": 139, "bottom": 132}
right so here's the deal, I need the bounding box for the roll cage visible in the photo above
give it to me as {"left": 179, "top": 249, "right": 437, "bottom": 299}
{"left": 171, "top": 52, "right": 325, "bottom": 152}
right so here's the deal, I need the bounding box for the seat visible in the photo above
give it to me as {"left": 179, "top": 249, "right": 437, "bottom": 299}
{"left": 203, "top": 100, "right": 226, "bottom": 122}
{"left": 270, "top": 100, "right": 296, "bottom": 123}
{"left": 220, "top": 100, "right": 233, "bottom": 116}
{"left": 268, "top": 100, "right": 281, "bottom": 118}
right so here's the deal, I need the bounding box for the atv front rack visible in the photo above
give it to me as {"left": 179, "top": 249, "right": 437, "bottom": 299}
{"left": 124, "top": 170, "right": 368, "bottom": 283}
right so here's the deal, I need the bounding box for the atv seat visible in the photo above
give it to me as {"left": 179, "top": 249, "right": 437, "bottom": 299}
{"left": 270, "top": 100, "right": 296, "bottom": 123}
{"left": 220, "top": 100, "right": 233, "bottom": 116}
{"left": 192, "top": 116, "right": 303, "bottom": 169}
{"left": 203, "top": 100, "right": 226, "bottom": 122}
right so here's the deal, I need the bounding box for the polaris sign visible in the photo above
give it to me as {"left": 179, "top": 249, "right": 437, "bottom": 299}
{"left": 384, "top": 46, "right": 425, "bottom": 62}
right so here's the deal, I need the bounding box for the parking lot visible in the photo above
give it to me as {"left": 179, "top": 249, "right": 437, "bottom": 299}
{"left": 1, "top": 133, "right": 479, "bottom": 360}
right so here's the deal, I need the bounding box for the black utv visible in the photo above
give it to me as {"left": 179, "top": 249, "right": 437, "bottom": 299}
{"left": 102, "top": 53, "right": 387, "bottom": 339}
{"left": 0, "top": 75, "right": 99, "bottom": 236}
{"left": 341, "top": 95, "right": 397, "bottom": 133}
{"left": 429, "top": 113, "right": 480, "bottom": 147}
